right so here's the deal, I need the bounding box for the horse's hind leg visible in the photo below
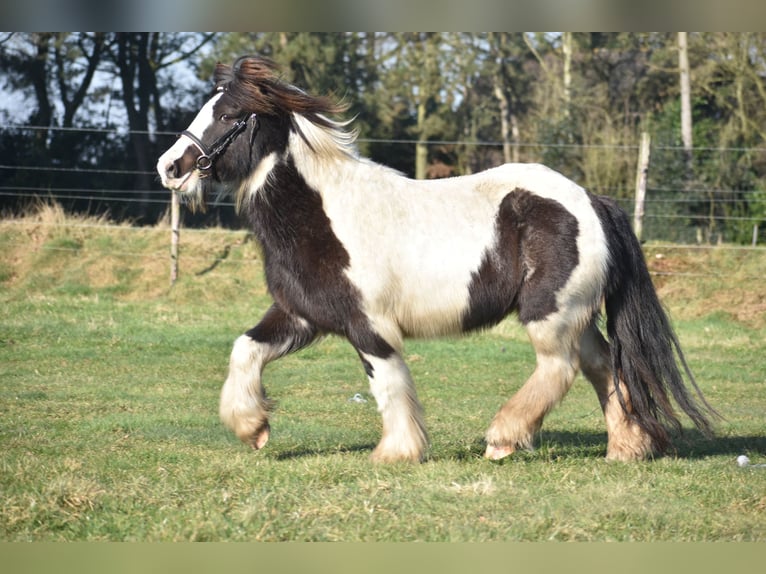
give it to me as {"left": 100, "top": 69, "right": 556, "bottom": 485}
{"left": 484, "top": 316, "right": 581, "bottom": 460}
{"left": 579, "top": 321, "right": 655, "bottom": 461}
{"left": 219, "top": 303, "right": 318, "bottom": 449}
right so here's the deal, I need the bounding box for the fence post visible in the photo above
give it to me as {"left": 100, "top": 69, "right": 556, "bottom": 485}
{"left": 634, "top": 131, "right": 651, "bottom": 242}
{"left": 170, "top": 189, "right": 180, "bottom": 285}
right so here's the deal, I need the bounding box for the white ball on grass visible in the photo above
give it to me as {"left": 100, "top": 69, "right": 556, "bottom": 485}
{"left": 736, "top": 455, "right": 750, "bottom": 467}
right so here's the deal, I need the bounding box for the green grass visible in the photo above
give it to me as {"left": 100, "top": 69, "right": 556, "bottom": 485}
{"left": 1, "top": 210, "right": 765, "bottom": 541}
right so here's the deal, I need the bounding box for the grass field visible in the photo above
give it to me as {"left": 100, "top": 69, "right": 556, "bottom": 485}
{"left": 1, "top": 205, "right": 765, "bottom": 541}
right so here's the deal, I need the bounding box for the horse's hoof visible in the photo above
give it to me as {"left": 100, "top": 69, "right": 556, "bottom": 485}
{"left": 237, "top": 422, "right": 270, "bottom": 450}
{"left": 370, "top": 446, "right": 423, "bottom": 464}
{"left": 252, "top": 424, "right": 270, "bottom": 450}
{"left": 484, "top": 444, "right": 515, "bottom": 460}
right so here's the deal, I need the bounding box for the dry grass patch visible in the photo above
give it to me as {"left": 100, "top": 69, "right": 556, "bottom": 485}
{"left": 0, "top": 202, "right": 266, "bottom": 303}
{"left": 645, "top": 244, "right": 766, "bottom": 327}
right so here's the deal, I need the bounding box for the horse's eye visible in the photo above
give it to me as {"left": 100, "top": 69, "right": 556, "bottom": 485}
{"left": 219, "top": 114, "right": 230, "bottom": 122}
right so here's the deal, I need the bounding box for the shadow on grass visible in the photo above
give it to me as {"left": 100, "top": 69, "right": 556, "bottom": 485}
{"left": 670, "top": 430, "right": 766, "bottom": 459}
{"left": 449, "top": 429, "right": 766, "bottom": 462}
{"left": 264, "top": 430, "right": 766, "bottom": 463}
{"left": 195, "top": 244, "right": 231, "bottom": 276}
{"left": 273, "top": 442, "right": 377, "bottom": 461}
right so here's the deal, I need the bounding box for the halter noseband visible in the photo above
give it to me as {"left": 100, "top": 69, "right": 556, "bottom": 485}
{"left": 179, "top": 113, "right": 257, "bottom": 177}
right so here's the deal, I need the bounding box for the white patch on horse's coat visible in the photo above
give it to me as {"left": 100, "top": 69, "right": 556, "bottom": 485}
{"left": 289, "top": 129, "right": 497, "bottom": 338}
{"left": 291, "top": 113, "right": 358, "bottom": 159}
{"left": 238, "top": 151, "right": 278, "bottom": 208}
{"left": 156, "top": 92, "right": 223, "bottom": 194}
{"left": 183, "top": 92, "right": 224, "bottom": 146}
{"left": 361, "top": 352, "right": 428, "bottom": 462}
{"left": 219, "top": 334, "right": 269, "bottom": 427}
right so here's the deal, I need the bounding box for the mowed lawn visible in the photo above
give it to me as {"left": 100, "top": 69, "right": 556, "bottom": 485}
{"left": 1, "top": 213, "right": 765, "bottom": 541}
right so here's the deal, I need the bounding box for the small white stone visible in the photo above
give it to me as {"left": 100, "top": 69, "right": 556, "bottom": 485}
{"left": 737, "top": 455, "right": 750, "bottom": 467}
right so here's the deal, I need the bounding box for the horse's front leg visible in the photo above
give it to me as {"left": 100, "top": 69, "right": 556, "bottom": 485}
{"left": 357, "top": 348, "right": 428, "bottom": 463}
{"left": 219, "top": 304, "right": 318, "bottom": 449}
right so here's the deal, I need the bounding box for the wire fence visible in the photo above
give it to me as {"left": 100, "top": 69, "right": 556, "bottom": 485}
{"left": 1, "top": 123, "right": 765, "bottom": 285}
{"left": 4, "top": 122, "right": 766, "bottom": 153}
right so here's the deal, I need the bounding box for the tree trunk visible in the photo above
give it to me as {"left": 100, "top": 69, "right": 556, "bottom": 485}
{"left": 116, "top": 33, "right": 156, "bottom": 219}
{"left": 415, "top": 99, "right": 428, "bottom": 180}
{"left": 678, "top": 32, "right": 693, "bottom": 180}
{"left": 490, "top": 32, "right": 521, "bottom": 164}
{"left": 28, "top": 33, "right": 53, "bottom": 147}
{"left": 56, "top": 33, "right": 105, "bottom": 128}
{"left": 493, "top": 83, "right": 512, "bottom": 164}
{"left": 510, "top": 112, "right": 520, "bottom": 163}
{"left": 562, "top": 32, "right": 573, "bottom": 119}
{"left": 414, "top": 33, "right": 437, "bottom": 180}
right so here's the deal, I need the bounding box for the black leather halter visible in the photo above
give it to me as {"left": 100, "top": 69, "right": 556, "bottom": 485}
{"left": 179, "top": 113, "right": 257, "bottom": 177}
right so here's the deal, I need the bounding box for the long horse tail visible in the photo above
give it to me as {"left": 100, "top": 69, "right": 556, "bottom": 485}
{"left": 592, "top": 195, "right": 719, "bottom": 452}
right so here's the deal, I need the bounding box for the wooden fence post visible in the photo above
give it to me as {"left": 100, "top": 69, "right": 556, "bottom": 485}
{"left": 170, "top": 189, "right": 180, "bottom": 285}
{"left": 634, "top": 131, "right": 651, "bottom": 242}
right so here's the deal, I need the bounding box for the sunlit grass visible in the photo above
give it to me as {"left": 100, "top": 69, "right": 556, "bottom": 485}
{"left": 1, "top": 210, "right": 765, "bottom": 540}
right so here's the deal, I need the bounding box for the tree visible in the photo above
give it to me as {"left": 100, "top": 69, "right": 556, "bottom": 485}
{"left": 0, "top": 33, "right": 109, "bottom": 215}
{"left": 0, "top": 32, "right": 215, "bottom": 221}
{"left": 487, "top": 33, "right": 532, "bottom": 164}
{"left": 0, "top": 33, "right": 105, "bottom": 148}
{"left": 105, "top": 33, "right": 216, "bottom": 217}
{"left": 381, "top": 33, "right": 463, "bottom": 178}
{"left": 688, "top": 32, "right": 766, "bottom": 242}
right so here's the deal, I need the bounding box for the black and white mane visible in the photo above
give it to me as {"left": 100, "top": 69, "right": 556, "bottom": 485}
{"left": 158, "top": 56, "right": 716, "bottom": 463}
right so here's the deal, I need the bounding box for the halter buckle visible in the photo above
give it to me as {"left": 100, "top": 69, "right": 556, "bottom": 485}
{"left": 196, "top": 155, "right": 213, "bottom": 174}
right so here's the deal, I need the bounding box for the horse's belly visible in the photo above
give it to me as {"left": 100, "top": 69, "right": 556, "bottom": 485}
{"left": 390, "top": 264, "right": 477, "bottom": 337}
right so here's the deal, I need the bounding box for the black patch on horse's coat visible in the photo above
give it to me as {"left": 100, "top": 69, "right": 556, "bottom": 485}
{"left": 359, "top": 356, "right": 375, "bottom": 378}
{"left": 462, "top": 188, "right": 580, "bottom": 331}
{"left": 246, "top": 303, "right": 319, "bottom": 354}
{"left": 246, "top": 155, "right": 394, "bottom": 361}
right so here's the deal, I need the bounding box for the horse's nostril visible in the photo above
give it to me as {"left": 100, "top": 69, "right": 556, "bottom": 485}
{"left": 166, "top": 160, "right": 180, "bottom": 179}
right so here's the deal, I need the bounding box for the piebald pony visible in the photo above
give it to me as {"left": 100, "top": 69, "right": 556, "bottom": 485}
{"left": 157, "top": 56, "right": 716, "bottom": 463}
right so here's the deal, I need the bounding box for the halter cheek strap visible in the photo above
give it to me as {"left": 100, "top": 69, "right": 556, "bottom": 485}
{"left": 179, "top": 113, "right": 257, "bottom": 177}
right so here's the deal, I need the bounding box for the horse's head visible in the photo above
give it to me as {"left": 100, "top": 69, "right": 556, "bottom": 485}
{"left": 157, "top": 56, "right": 350, "bottom": 211}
